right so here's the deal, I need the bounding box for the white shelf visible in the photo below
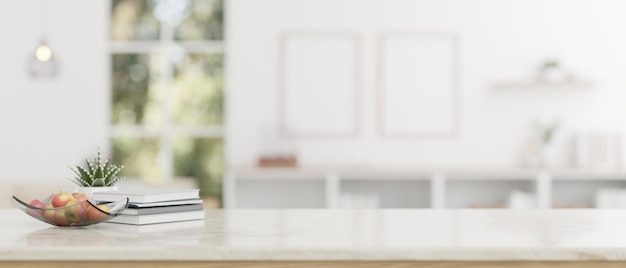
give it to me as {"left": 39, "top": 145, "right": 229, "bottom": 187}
{"left": 341, "top": 180, "right": 430, "bottom": 208}
{"left": 491, "top": 81, "right": 594, "bottom": 90}
{"left": 551, "top": 172, "right": 626, "bottom": 181}
{"left": 224, "top": 167, "right": 626, "bottom": 209}
{"left": 235, "top": 180, "right": 326, "bottom": 208}
{"left": 234, "top": 175, "right": 326, "bottom": 181}
{"left": 339, "top": 175, "right": 430, "bottom": 181}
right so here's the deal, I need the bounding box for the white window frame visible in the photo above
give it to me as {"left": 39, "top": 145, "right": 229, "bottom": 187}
{"left": 109, "top": 2, "right": 225, "bottom": 184}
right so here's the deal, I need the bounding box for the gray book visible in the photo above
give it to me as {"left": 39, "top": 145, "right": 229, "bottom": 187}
{"left": 121, "top": 204, "right": 204, "bottom": 216}
{"left": 127, "top": 198, "right": 203, "bottom": 208}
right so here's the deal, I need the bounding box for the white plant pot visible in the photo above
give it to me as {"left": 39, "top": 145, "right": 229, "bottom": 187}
{"left": 75, "top": 186, "right": 118, "bottom": 200}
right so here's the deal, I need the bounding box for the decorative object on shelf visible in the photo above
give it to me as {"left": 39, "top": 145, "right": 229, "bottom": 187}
{"left": 507, "top": 190, "right": 536, "bottom": 209}
{"left": 537, "top": 60, "right": 569, "bottom": 84}
{"left": 257, "top": 155, "right": 298, "bottom": 168}
{"left": 257, "top": 125, "right": 299, "bottom": 168}
{"left": 521, "top": 120, "right": 560, "bottom": 168}
{"left": 12, "top": 193, "right": 128, "bottom": 227}
{"left": 491, "top": 59, "right": 593, "bottom": 90}
{"left": 68, "top": 149, "right": 125, "bottom": 198}
{"left": 574, "top": 131, "right": 622, "bottom": 171}
{"left": 595, "top": 188, "right": 626, "bottom": 208}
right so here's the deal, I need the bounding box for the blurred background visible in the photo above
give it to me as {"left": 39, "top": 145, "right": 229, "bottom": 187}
{"left": 2, "top": 0, "right": 626, "bottom": 209}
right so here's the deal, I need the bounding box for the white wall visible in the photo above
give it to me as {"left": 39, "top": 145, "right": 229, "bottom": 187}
{"left": 226, "top": 0, "right": 626, "bottom": 169}
{"left": 0, "top": 0, "right": 109, "bottom": 181}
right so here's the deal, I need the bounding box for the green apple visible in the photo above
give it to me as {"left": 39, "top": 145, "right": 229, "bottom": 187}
{"left": 53, "top": 210, "right": 70, "bottom": 226}
{"left": 65, "top": 200, "right": 88, "bottom": 223}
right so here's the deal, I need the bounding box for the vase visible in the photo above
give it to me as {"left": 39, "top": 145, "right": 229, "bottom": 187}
{"left": 75, "top": 186, "right": 118, "bottom": 199}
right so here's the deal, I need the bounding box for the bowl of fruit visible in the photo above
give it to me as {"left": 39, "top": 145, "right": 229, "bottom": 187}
{"left": 12, "top": 191, "right": 129, "bottom": 227}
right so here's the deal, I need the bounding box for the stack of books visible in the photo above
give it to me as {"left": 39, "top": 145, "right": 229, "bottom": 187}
{"left": 93, "top": 188, "right": 205, "bottom": 225}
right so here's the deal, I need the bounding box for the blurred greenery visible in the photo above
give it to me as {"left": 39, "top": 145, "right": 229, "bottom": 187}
{"left": 112, "top": 0, "right": 223, "bottom": 41}
{"left": 112, "top": 138, "right": 162, "bottom": 184}
{"left": 112, "top": 54, "right": 162, "bottom": 125}
{"left": 111, "top": 0, "right": 160, "bottom": 41}
{"left": 174, "top": 138, "right": 223, "bottom": 198}
{"left": 176, "top": 0, "right": 223, "bottom": 40}
{"left": 110, "top": 0, "right": 225, "bottom": 201}
{"left": 173, "top": 54, "right": 223, "bottom": 125}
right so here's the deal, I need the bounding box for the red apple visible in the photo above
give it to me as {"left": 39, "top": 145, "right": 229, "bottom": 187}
{"left": 28, "top": 199, "right": 47, "bottom": 216}
{"left": 51, "top": 192, "right": 74, "bottom": 208}
{"left": 71, "top": 193, "right": 89, "bottom": 202}
{"left": 29, "top": 199, "right": 46, "bottom": 209}
{"left": 65, "top": 200, "right": 88, "bottom": 223}
{"left": 88, "top": 204, "right": 109, "bottom": 221}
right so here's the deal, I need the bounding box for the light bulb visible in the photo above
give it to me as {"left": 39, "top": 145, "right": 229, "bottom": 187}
{"left": 35, "top": 44, "right": 52, "bottom": 62}
{"left": 29, "top": 39, "right": 59, "bottom": 78}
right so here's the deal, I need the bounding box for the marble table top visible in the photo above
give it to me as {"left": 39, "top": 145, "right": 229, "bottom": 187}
{"left": 2, "top": 209, "right": 626, "bottom": 261}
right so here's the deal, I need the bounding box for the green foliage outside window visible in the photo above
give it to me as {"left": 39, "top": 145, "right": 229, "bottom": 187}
{"left": 110, "top": 0, "right": 225, "bottom": 201}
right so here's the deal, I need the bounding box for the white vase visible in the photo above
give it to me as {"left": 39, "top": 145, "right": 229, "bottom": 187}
{"left": 75, "top": 186, "right": 118, "bottom": 200}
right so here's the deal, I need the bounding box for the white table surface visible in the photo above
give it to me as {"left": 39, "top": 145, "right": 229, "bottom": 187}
{"left": 2, "top": 209, "right": 626, "bottom": 261}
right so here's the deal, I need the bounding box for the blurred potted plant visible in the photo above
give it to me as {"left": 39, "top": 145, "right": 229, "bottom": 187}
{"left": 537, "top": 60, "right": 570, "bottom": 84}
{"left": 523, "top": 121, "right": 560, "bottom": 168}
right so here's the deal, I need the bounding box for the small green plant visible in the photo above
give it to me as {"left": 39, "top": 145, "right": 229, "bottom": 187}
{"left": 68, "top": 149, "right": 125, "bottom": 187}
{"left": 532, "top": 121, "right": 560, "bottom": 145}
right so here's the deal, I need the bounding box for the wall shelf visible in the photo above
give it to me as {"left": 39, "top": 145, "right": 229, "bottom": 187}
{"left": 491, "top": 81, "right": 594, "bottom": 90}
{"left": 224, "top": 167, "right": 626, "bottom": 209}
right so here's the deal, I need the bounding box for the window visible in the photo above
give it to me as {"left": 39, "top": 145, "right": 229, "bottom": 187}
{"left": 110, "top": 0, "right": 224, "bottom": 202}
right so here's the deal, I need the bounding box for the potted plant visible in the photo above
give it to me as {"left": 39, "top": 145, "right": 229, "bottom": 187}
{"left": 68, "top": 149, "right": 125, "bottom": 198}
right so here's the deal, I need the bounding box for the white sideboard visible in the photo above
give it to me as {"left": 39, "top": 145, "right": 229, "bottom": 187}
{"left": 224, "top": 167, "right": 626, "bottom": 209}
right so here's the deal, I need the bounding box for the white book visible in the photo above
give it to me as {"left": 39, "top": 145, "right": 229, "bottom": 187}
{"left": 128, "top": 198, "right": 203, "bottom": 208}
{"left": 107, "top": 210, "right": 206, "bottom": 225}
{"left": 105, "top": 219, "right": 206, "bottom": 234}
{"left": 94, "top": 188, "right": 200, "bottom": 203}
{"left": 122, "top": 204, "right": 204, "bottom": 216}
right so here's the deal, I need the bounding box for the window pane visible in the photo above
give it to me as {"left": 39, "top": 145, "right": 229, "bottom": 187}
{"left": 174, "top": 138, "right": 223, "bottom": 199}
{"left": 172, "top": 54, "right": 223, "bottom": 125}
{"left": 175, "top": 0, "right": 223, "bottom": 41}
{"left": 111, "top": 0, "right": 160, "bottom": 41}
{"left": 112, "top": 138, "right": 161, "bottom": 183}
{"left": 112, "top": 54, "right": 163, "bottom": 125}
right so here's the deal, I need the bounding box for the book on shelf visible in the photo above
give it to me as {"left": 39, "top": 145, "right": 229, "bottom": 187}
{"left": 107, "top": 210, "right": 205, "bottom": 225}
{"left": 93, "top": 188, "right": 200, "bottom": 203}
{"left": 121, "top": 204, "right": 204, "bottom": 216}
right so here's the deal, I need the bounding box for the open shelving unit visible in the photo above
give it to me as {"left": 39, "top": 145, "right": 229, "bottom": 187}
{"left": 224, "top": 167, "right": 626, "bottom": 209}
